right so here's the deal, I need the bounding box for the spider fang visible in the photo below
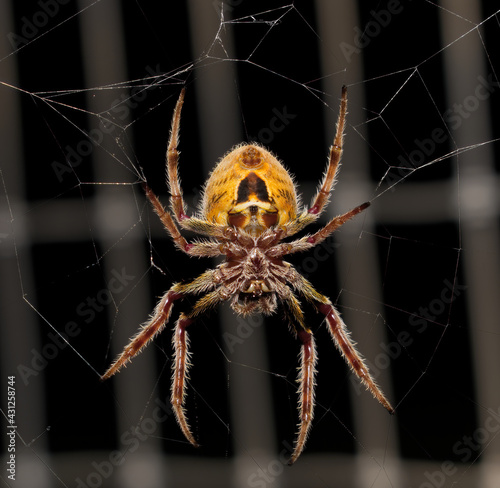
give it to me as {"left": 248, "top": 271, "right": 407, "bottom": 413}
{"left": 243, "top": 279, "right": 271, "bottom": 295}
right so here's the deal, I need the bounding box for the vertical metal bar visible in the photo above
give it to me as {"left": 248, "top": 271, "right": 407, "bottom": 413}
{"left": 186, "top": 1, "right": 277, "bottom": 484}
{"left": 0, "top": 2, "right": 51, "bottom": 487}
{"left": 315, "top": 1, "right": 401, "bottom": 486}
{"left": 440, "top": 1, "right": 500, "bottom": 485}
{"left": 77, "top": 1, "right": 166, "bottom": 485}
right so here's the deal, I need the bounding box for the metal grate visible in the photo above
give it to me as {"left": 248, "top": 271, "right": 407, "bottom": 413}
{"left": 1, "top": 1, "right": 499, "bottom": 487}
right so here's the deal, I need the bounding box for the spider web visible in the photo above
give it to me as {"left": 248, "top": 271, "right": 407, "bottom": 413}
{"left": 1, "top": 1, "right": 500, "bottom": 487}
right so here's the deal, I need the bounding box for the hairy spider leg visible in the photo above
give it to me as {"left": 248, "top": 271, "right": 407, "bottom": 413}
{"left": 319, "top": 302, "right": 394, "bottom": 414}
{"left": 144, "top": 183, "right": 229, "bottom": 257}
{"left": 281, "top": 272, "right": 393, "bottom": 463}
{"left": 309, "top": 85, "right": 348, "bottom": 216}
{"left": 279, "top": 292, "right": 318, "bottom": 465}
{"left": 102, "top": 271, "right": 225, "bottom": 445}
{"left": 288, "top": 329, "right": 317, "bottom": 466}
{"left": 171, "top": 313, "right": 198, "bottom": 446}
{"left": 166, "top": 88, "right": 189, "bottom": 221}
{"left": 288, "top": 271, "right": 394, "bottom": 414}
{"left": 143, "top": 184, "right": 192, "bottom": 252}
{"left": 288, "top": 267, "right": 394, "bottom": 413}
{"left": 171, "top": 288, "right": 227, "bottom": 446}
{"left": 101, "top": 272, "right": 220, "bottom": 381}
{"left": 307, "top": 201, "right": 370, "bottom": 245}
{"left": 101, "top": 289, "right": 182, "bottom": 380}
{"left": 283, "top": 202, "right": 371, "bottom": 248}
{"left": 280, "top": 86, "right": 368, "bottom": 239}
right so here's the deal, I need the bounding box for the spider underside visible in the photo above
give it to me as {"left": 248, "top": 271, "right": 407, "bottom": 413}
{"left": 102, "top": 87, "right": 394, "bottom": 465}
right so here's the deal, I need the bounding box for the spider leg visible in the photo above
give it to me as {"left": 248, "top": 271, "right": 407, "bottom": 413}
{"left": 188, "top": 288, "right": 227, "bottom": 317}
{"left": 260, "top": 87, "right": 350, "bottom": 239}
{"left": 289, "top": 328, "right": 317, "bottom": 465}
{"left": 288, "top": 272, "right": 394, "bottom": 414}
{"left": 144, "top": 183, "right": 191, "bottom": 252}
{"left": 170, "top": 289, "right": 227, "bottom": 446}
{"left": 281, "top": 209, "right": 319, "bottom": 237}
{"left": 166, "top": 88, "right": 190, "bottom": 221}
{"left": 271, "top": 201, "right": 370, "bottom": 258}
{"left": 144, "top": 184, "right": 227, "bottom": 258}
{"left": 282, "top": 292, "right": 318, "bottom": 465}
{"left": 319, "top": 302, "right": 394, "bottom": 413}
{"left": 306, "top": 201, "right": 370, "bottom": 247}
{"left": 163, "top": 89, "right": 244, "bottom": 237}
{"left": 179, "top": 217, "right": 228, "bottom": 239}
{"left": 171, "top": 313, "right": 199, "bottom": 446}
{"left": 309, "top": 86, "right": 347, "bottom": 216}
{"left": 145, "top": 89, "right": 232, "bottom": 253}
{"left": 101, "top": 289, "right": 182, "bottom": 380}
{"left": 101, "top": 270, "right": 220, "bottom": 380}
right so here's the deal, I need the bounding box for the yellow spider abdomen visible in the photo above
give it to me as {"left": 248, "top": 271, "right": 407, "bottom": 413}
{"left": 202, "top": 144, "right": 298, "bottom": 236}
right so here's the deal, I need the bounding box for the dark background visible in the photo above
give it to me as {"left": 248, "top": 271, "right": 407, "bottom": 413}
{"left": 1, "top": 1, "right": 499, "bottom": 487}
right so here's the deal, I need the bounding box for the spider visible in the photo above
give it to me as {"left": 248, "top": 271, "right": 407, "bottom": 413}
{"left": 101, "top": 86, "right": 394, "bottom": 464}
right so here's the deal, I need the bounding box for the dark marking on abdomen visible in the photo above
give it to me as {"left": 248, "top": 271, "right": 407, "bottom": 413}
{"left": 236, "top": 172, "right": 270, "bottom": 203}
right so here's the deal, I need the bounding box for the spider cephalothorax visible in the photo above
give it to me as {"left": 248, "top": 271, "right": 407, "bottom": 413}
{"left": 102, "top": 87, "right": 394, "bottom": 464}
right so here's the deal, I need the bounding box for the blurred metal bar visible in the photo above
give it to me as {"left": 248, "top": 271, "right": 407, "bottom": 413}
{"left": 440, "top": 1, "right": 500, "bottom": 485}
{"left": 315, "top": 2, "right": 402, "bottom": 487}
{"left": 0, "top": 2, "right": 51, "bottom": 487}
{"left": 186, "top": 2, "right": 278, "bottom": 486}
{"left": 77, "top": 1, "right": 166, "bottom": 486}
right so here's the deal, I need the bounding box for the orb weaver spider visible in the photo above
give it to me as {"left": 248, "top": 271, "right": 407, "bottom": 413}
{"left": 102, "top": 86, "right": 394, "bottom": 464}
